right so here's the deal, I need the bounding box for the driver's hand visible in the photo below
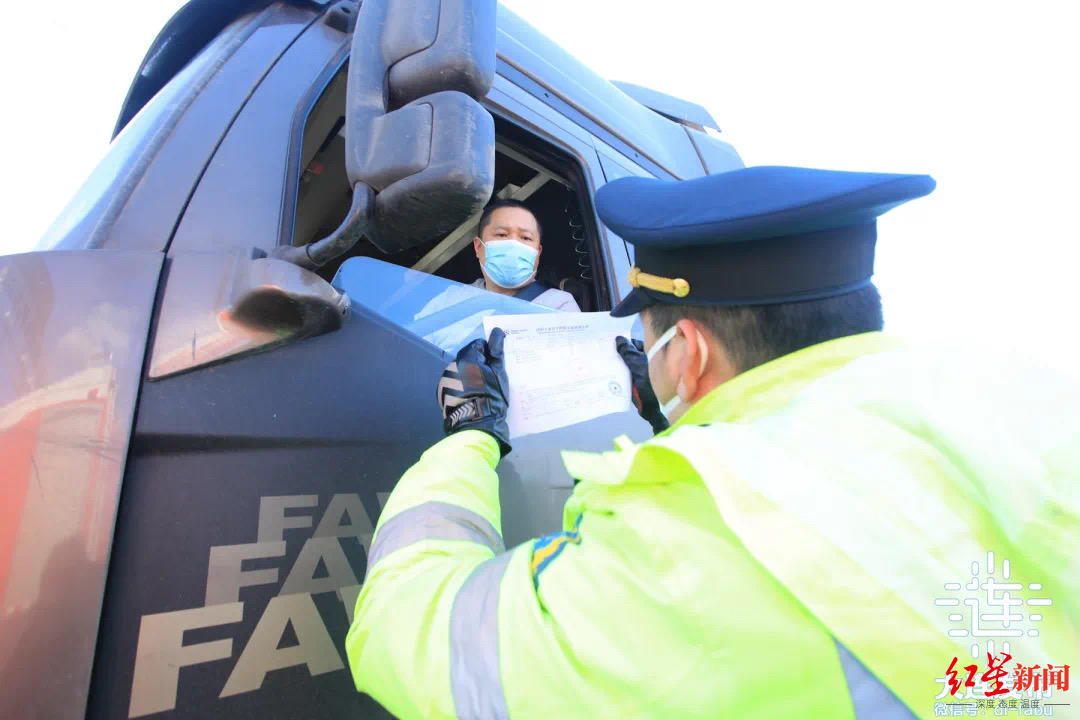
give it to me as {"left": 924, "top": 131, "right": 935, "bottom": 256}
{"left": 616, "top": 336, "right": 670, "bottom": 435}
{"left": 437, "top": 328, "right": 512, "bottom": 457}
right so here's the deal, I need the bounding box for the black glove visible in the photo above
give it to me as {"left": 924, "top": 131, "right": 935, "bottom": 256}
{"left": 616, "top": 336, "right": 669, "bottom": 435}
{"left": 437, "top": 328, "right": 512, "bottom": 456}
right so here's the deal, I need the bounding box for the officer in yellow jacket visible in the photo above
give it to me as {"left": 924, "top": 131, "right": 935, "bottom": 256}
{"left": 346, "top": 166, "right": 1079, "bottom": 719}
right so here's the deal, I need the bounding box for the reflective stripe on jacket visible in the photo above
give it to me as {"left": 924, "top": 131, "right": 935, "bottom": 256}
{"left": 345, "top": 332, "right": 1080, "bottom": 719}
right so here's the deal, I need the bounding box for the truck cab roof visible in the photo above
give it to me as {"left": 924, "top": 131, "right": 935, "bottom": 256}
{"left": 118, "top": 0, "right": 723, "bottom": 181}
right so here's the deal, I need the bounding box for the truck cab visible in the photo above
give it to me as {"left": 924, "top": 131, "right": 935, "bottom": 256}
{"left": 0, "top": 1, "right": 743, "bottom": 717}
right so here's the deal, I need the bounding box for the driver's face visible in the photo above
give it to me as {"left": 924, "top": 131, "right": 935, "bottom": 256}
{"left": 479, "top": 207, "right": 541, "bottom": 254}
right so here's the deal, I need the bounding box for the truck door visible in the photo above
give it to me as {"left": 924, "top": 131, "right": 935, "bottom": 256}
{"left": 85, "top": 8, "right": 405, "bottom": 720}
{"left": 88, "top": 5, "right": 650, "bottom": 719}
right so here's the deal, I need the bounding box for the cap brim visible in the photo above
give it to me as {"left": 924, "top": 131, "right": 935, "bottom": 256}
{"left": 609, "top": 288, "right": 654, "bottom": 317}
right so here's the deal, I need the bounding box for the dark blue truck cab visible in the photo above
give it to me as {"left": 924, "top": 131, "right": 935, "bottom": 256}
{"left": 0, "top": 2, "right": 742, "bottom": 717}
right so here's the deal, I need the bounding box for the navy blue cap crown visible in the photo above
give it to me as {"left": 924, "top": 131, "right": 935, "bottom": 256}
{"left": 597, "top": 166, "right": 936, "bottom": 317}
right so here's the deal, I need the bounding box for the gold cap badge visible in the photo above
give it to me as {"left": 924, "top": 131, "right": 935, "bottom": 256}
{"left": 628, "top": 266, "right": 690, "bottom": 298}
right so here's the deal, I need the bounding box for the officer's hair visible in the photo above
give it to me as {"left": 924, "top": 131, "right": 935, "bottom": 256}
{"left": 645, "top": 284, "right": 884, "bottom": 374}
{"left": 478, "top": 199, "right": 543, "bottom": 240}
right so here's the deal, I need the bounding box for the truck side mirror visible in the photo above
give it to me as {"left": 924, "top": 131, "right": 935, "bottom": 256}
{"left": 279, "top": 0, "right": 497, "bottom": 266}
{"left": 381, "top": 0, "right": 496, "bottom": 107}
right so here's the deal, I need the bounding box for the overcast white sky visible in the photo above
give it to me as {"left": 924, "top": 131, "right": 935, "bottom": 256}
{"left": 2, "top": 1, "right": 1077, "bottom": 372}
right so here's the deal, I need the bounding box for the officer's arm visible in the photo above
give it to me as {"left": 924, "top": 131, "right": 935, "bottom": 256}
{"left": 346, "top": 429, "right": 505, "bottom": 720}
{"left": 347, "top": 433, "right": 696, "bottom": 718}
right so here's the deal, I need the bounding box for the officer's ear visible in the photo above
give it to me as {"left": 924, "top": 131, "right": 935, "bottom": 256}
{"left": 674, "top": 318, "right": 725, "bottom": 403}
{"left": 473, "top": 236, "right": 483, "bottom": 259}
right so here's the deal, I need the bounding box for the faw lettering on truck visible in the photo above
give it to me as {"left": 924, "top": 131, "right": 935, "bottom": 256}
{"left": 127, "top": 492, "right": 388, "bottom": 718}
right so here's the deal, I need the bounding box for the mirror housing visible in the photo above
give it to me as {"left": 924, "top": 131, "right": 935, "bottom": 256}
{"left": 280, "top": 0, "right": 497, "bottom": 266}
{"left": 348, "top": 0, "right": 497, "bottom": 254}
{"left": 383, "top": 0, "right": 496, "bottom": 107}
{"left": 357, "top": 91, "right": 495, "bottom": 253}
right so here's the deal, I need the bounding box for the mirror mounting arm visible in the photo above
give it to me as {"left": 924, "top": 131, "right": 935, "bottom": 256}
{"left": 274, "top": 183, "right": 374, "bottom": 269}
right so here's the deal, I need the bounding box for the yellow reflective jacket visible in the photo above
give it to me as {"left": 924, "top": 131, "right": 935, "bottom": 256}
{"left": 346, "top": 332, "right": 1080, "bottom": 720}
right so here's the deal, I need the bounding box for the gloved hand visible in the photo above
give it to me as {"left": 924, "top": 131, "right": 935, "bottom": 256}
{"left": 616, "top": 336, "right": 669, "bottom": 435}
{"left": 437, "top": 328, "right": 512, "bottom": 457}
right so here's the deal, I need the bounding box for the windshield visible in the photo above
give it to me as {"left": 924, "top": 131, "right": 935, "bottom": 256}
{"left": 332, "top": 257, "right": 553, "bottom": 357}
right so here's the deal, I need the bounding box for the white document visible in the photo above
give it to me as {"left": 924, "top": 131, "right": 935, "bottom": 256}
{"left": 483, "top": 312, "right": 636, "bottom": 438}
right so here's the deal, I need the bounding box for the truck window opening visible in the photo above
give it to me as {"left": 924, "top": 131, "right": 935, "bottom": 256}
{"left": 290, "top": 63, "right": 602, "bottom": 313}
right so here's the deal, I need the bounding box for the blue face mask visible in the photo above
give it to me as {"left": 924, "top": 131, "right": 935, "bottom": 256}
{"left": 482, "top": 239, "right": 539, "bottom": 289}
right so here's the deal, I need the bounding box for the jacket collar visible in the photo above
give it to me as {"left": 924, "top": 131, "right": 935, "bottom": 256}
{"left": 667, "top": 332, "right": 901, "bottom": 429}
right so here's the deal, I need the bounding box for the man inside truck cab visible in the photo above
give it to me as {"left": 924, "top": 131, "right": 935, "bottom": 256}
{"left": 471, "top": 199, "right": 581, "bottom": 312}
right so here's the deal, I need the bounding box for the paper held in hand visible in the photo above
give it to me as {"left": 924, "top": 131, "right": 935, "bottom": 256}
{"left": 482, "top": 312, "right": 636, "bottom": 439}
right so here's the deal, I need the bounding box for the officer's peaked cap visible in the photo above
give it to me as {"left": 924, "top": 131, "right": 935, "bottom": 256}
{"left": 598, "top": 166, "right": 936, "bottom": 317}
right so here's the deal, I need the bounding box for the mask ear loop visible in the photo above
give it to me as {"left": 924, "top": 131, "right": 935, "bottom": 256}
{"left": 696, "top": 329, "right": 709, "bottom": 377}
{"left": 675, "top": 327, "right": 708, "bottom": 404}
{"left": 646, "top": 325, "right": 679, "bottom": 362}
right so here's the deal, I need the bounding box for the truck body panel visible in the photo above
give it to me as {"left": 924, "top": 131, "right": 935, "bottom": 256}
{"left": 0, "top": 250, "right": 162, "bottom": 720}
